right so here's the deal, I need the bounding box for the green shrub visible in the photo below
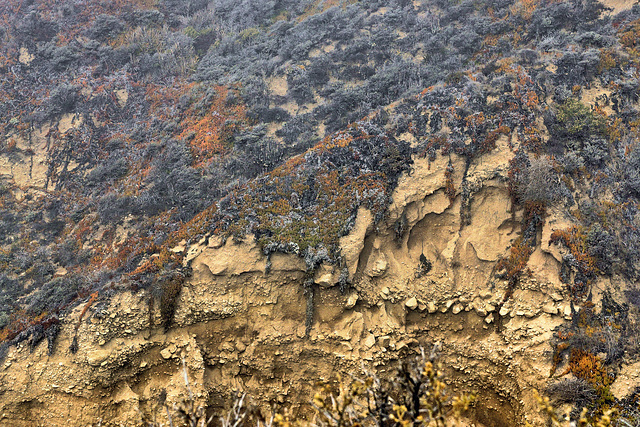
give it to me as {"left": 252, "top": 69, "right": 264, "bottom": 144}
{"left": 555, "top": 99, "right": 607, "bottom": 139}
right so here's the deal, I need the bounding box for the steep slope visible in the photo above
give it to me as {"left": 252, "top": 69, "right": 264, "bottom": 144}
{"left": 0, "top": 139, "right": 633, "bottom": 426}
{"left": 1, "top": 0, "right": 640, "bottom": 425}
{"left": 0, "top": 150, "right": 561, "bottom": 426}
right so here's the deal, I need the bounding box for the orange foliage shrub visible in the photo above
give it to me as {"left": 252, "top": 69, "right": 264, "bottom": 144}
{"left": 146, "top": 80, "right": 197, "bottom": 123}
{"left": 418, "top": 134, "right": 447, "bottom": 163}
{"left": 523, "top": 200, "right": 546, "bottom": 224}
{"left": 480, "top": 125, "right": 511, "bottom": 154}
{"left": 75, "top": 292, "right": 98, "bottom": 331}
{"left": 550, "top": 226, "right": 598, "bottom": 278}
{"left": 0, "top": 310, "right": 59, "bottom": 344}
{"left": 4, "top": 138, "right": 16, "bottom": 152}
{"left": 619, "top": 19, "right": 640, "bottom": 58}
{"left": 496, "top": 236, "right": 533, "bottom": 293}
{"left": 568, "top": 349, "right": 615, "bottom": 406}
{"left": 511, "top": 0, "right": 540, "bottom": 20}
{"left": 177, "top": 85, "right": 249, "bottom": 166}
{"left": 319, "top": 131, "right": 354, "bottom": 151}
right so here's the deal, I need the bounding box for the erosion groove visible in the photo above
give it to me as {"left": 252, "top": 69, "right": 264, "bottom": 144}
{"left": 2, "top": 151, "right": 571, "bottom": 426}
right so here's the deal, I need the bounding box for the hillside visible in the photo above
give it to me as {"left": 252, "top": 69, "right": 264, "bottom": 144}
{"left": 1, "top": 0, "right": 640, "bottom": 425}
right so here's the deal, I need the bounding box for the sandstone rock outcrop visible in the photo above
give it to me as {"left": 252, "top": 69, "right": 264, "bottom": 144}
{"left": 0, "top": 142, "right": 609, "bottom": 427}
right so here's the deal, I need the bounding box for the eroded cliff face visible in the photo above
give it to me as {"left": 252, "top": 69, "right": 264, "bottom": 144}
{"left": 0, "top": 0, "right": 640, "bottom": 426}
{"left": 2, "top": 137, "right": 625, "bottom": 427}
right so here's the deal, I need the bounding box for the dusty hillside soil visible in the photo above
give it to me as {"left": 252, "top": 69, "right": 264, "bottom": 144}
{"left": 1, "top": 138, "right": 630, "bottom": 427}
{"left": 602, "top": 0, "right": 637, "bottom": 13}
{"left": 0, "top": 126, "right": 50, "bottom": 193}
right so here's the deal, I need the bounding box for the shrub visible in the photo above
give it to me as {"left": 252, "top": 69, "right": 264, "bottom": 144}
{"left": 45, "top": 84, "right": 80, "bottom": 118}
{"left": 276, "top": 114, "right": 317, "bottom": 148}
{"left": 547, "top": 378, "right": 597, "bottom": 408}
{"left": 287, "top": 67, "right": 314, "bottom": 105}
{"left": 622, "top": 144, "right": 640, "bottom": 198}
{"left": 87, "top": 14, "right": 124, "bottom": 41}
{"left": 231, "top": 131, "right": 284, "bottom": 179}
{"left": 519, "top": 156, "right": 563, "bottom": 205}
{"left": 625, "top": 288, "right": 640, "bottom": 309}
{"left": 25, "top": 260, "right": 55, "bottom": 285}
{"left": 0, "top": 275, "right": 19, "bottom": 328}
{"left": 553, "top": 98, "right": 607, "bottom": 140}
{"left": 158, "top": 269, "right": 186, "bottom": 331}
{"left": 561, "top": 151, "right": 585, "bottom": 174}
{"left": 86, "top": 155, "right": 129, "bottom": 186}
{"left": 551, "top": 292, "right": 630, "bottom": 419}
{"left": 568, "top": 349, "right": 615, "bottom": 408}
{"left": 586, "top": 224, "right": 617, "bottom": 275}
{"left": 161, "top": 0, "right": 210, "bottom": 16}
{"left": 26, "top": 276, "right": 84, "bottom": 314}
{"left": 0, "top": 313, "right": 8, "bottom": 330}
{"left": 98, "top": 193, "right": 134, "bottom": 223}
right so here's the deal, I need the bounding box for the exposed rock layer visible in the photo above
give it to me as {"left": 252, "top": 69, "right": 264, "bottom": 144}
{"left": 0, "top": 147, "right": 629, "bottom": 427}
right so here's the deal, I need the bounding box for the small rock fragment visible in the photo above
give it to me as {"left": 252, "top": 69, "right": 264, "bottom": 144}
{"left": 207, "top": 235, "right": 225, "bottom": 249}
{"left": 427, "top": 301, "right": 437, "bottom": 314}
{"left": 475, "top": 306, "right": 487, "bottom": 317}
{"left": 480, "top": 289, "right": 493, "bottom": 299}
{"left": 345, "top": 292, "right": 359, "bottom": 309}
{"left": 170, "top": 244, "right": 185, "bottom": 253}
{"left": 364, "top": 334, "right": 376, "bottom": 349}
{"left": 378, "top": 335, "right": 391, "bottom": 348}
{"left": 441, "top": 300, "right": 455, "bottom": 313}
{"left": 314, "top": 264, "right": 336, "bottom": 288}
{"left": 405, "top": 297, "right": 418, "bottom": 310}
{"left": 368, "top": 253, "right": 388, "bottom": 277}
{"left": 160, "top": 347, "right": 174, "bottom": 359}
{"left": 550, "top": 293, "right": 564, "bottom": 302}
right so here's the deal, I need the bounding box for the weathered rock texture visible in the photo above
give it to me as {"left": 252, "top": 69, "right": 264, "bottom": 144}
{"left": 0, "top": 145, "right": 631, "bottom": 427}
